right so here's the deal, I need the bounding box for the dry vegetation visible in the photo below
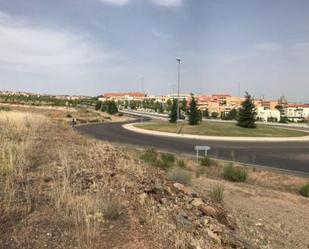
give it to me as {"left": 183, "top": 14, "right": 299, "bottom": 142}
{"left": 1, "top": 107, "right": 308, "bottom": 249}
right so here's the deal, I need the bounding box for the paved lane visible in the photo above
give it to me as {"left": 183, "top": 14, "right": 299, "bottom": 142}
{"left": 77, "top": 121, "right": 309, "bottom": 175}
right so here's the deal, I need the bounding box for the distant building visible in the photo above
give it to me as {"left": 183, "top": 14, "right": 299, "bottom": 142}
{"left": 98, "top": 92, "right": 146, "bottom": 102}
{"left": 285, "top": 104, "right": 309, "bottom": 122}
{"left": 256, "top": 107, "right": 281, "bottom": 122}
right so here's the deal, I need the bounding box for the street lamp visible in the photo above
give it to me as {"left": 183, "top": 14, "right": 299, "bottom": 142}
{"left": 140, "top": 75, "right": 144, "bottom": 123}
{"left": 176, "top": 58, "right": 181, "bottom": 133}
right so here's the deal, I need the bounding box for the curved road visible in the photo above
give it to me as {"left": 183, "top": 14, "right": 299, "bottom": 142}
{"left": 77, "top": 120, "right": 309, "bottom": 175}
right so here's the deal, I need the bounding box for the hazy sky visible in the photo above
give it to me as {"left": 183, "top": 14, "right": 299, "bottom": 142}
{"left": 0, "top": 0, "right": 309, "bottom": 101}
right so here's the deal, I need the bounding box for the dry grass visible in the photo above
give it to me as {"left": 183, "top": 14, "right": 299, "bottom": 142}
{"left": 1, "top": 108, "right": 308, "bottom": 249}
{"left": 0, "top": 111, "right": 149, "bottom": 248}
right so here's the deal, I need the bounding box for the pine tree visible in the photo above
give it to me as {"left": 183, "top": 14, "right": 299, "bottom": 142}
{"left": 188, "top": 94, "right": 200, "bottom": 125}
{"left": 169, "top": 99, "right": 177, "bottom": 123}
{"left": 237, "top": 92, "right": 256, "bottom": 128}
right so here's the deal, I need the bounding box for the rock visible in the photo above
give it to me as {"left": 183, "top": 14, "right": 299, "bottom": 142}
{"left": 160, "top": 197, "right": 168, "bottom": 205}
{"left": 206, "top": 228, "right": 221, "bottom": 244}
{"left": 191, "top": 198, "right": 204, "bottom": 207}
{"left": 198, "top": 205, "right": 218, "bottom": 217}
{"left": 209, "top": 223, "right": 223, "bottom": 233}
{"left": 43, "top": 176, "right": 53, "bottom": 183}
{"left": 255, "top": 223, "right": 263, "bottom": 227}
{"left": 173, "top": 183, "right": 196, "bottom": 196}
{"left": 175, "top": 215, "right": 192, "bottom": 230}
{"left": 139, "top": 193, "right": 148, "bottom": 205}
{"left": 200, "top": 217, "right": 209, "bottom": 226}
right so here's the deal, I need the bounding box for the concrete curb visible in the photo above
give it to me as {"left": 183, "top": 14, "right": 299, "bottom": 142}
{"left": 123, "top": 123, "right": 309, "bottom": 142}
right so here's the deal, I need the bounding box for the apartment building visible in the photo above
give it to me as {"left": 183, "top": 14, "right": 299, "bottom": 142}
{"left": 256, "top": 107, "right": 281, "bottom": 122}
{"left": 285, "top": 104, "right": 309, "bottom": 122}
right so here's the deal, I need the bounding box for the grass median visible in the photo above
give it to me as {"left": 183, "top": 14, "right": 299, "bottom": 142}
{"left": 135, "top": 121, "right": 309, "bottom": 137}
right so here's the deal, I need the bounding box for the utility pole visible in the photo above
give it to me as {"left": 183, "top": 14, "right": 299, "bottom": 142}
{"left": 176, "top": 58, "right": 181, "bottom": 133}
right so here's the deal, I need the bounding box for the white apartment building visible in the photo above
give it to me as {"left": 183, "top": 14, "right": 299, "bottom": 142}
{"left": 256, "top": 107, "right": 281, "bottom": 122}
{"left": 285, "top": 105, "right": 309, "bottom": 122}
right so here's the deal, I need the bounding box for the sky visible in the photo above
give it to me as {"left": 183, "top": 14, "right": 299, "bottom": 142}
{"left": 0, "top": 0, "right": 309, "bottom": 102}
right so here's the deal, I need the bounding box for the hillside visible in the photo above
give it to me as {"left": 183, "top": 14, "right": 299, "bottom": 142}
{"left": 0, "top": 107, "right": 308, "bottom": 249}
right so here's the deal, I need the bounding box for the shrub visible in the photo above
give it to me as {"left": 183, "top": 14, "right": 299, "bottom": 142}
{"left": 103, "top": 199, "right": 123, "bottom": 220}
{"left": 209, "top": 184, "right": 224, "bottom": 203}
{"left": 299, "top": 183, "right": 309, "bottom": 197}
{"left": 223, "top": 165, "right": 247, "bottom": 182}
{"left": 199, "top": 156, "right": 212, "bottom": 167}
{"left": 177, "top": 159, "right": 186, "bottom": 168}
{"left": 161, "top": 153, "right": 175, "bottom": 163}
{"left": 195, "top": 166, "right": 207, "bottom": 178}
{"left": 66, "top": 113, "right": 73, "bottom": 118}
{"left": 0, "top": 106, "right": 11, "bottom": 111}
{"left": 168, "top": 168, "right": 192, "bottom": 185}
{"left": 140, "top": 148, "right": 158, "bottom": 166}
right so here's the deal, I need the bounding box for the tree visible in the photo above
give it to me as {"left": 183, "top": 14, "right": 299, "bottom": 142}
{"left": 95, "top": 101, "right": 102, "bottom": 110}
{"left": 211, "top": 112, "right": 219, "bottom": 119}
{"left": 181, "top": 99, "right": 187, "bottom": 113}
{"left": 237, "top": 92, "right": 256, "bottom": 128}
{"left": 203, "top": 108, "right": 209, "bottom": 118}
{"left": 169, "top": 99, "right": 177, "bottom": 123}
{"left": 226, "top": 109, "right": 238, "bottom": 120}
{"left": 166, "top": 99, "right": 172, "bottom": 112}
{"left": 188, "top": 94, "right": 200, "bottom": 125}
{"left": 106, "top": 101, "right": 118, "bottom": 115}
{"left": 130, "top": 100, "right": 137, "bottom": 110}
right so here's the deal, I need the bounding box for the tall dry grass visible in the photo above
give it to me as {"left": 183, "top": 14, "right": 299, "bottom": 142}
{"left": 0, "top": 111, "right": 144, "bottom": 248}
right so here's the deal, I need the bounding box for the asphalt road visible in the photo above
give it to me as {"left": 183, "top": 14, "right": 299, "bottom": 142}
{"left": 77, "top": 120, "right": 309, "bottom": 175}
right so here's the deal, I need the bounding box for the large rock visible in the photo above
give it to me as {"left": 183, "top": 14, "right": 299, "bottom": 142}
{"left": 198, "top": 205, "right": 218, "bottom": 217}
{"left": 191, "top": 198, "right": 204, "bottom": 207}
{"left": 173, "top": 183, "right": 196, "bottom": 196}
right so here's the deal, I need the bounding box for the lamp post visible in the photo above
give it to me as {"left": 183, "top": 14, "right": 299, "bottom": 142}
{"left": 176, "top": 58, "right": 181, "bottom": 133}
{"left": 140, "top": 75, "right": 144, "bottom": 123}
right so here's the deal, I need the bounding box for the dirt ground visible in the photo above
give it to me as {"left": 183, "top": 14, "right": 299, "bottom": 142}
{"left": 193, "top": 177, "right": 309, "bottom": 249}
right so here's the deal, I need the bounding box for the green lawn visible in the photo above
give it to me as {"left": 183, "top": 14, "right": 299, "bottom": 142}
{"left": 135, "top": 121, "right": 308, "bottom": 137}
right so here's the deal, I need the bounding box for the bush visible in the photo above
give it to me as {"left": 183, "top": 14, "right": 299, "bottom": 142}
{"left": 0, "top": 106, "right": 11, "bottom": 112}
{"left": 209, "top": 184, "right": 224, "bottom": 203}
{"left": 223, "top": 165, "right": 247, "bottom": 182}
{"left": 299, "top": 183, "right": 309, "bottom": 197}
{"left": 103, "top": 199, "right": 123, "bottom": 220}
{"left": 195, "top": 166, "right": 207, "bottom": 178}
{"left": 199, "top": 156, "right": 212, "bottom": 167}
{"left": 161, "top": 153, "right": 175, "bottom": 163}
{"left": 66, "top": 113, "right": 73, "bottom": 118}
{"left": 140, "top": 148, "right": 158, "bottom": 166}
{"left": 168, "top": 168, "right": 192, "bottom": 185}
{"left": 177, "top": 159, "right": 186, "bottom": 168}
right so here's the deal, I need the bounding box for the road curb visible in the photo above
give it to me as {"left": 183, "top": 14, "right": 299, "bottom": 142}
{"left": 123, "top": 123, "right": 309, "bottom": 142}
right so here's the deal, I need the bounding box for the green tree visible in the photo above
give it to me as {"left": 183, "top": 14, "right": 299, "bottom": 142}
{"left": 237, "top": 92, "right": 256, "bottom": 128}
{"left": 95, "top": 101, "right": 102, "bottom": 110}
{"left": 211, "top": 112, "right": 219, "bottom": 119}
{"left": 188, "top": 94, "right": 200, "bottom": 125}
{"left": 203, "top": 108, "right": 209, "bottom": 118}
{"left": 226, "top": 109, "right": 238, "bottom": 120}
{"left": 166, "top": 99, "right": 172, "bottom": 112}
{"left": 106, "top": 101, "right": 118, "bottom": 115}
{"left": 130, "top": 100, "right": 137, "bottom": 110}
{"left": 181, "top": 99, "right": 187, "bottom": 113}
{"left": 169, "top": 99, "right": 178, "bottom": 123}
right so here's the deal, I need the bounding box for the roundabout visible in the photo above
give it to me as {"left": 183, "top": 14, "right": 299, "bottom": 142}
{"left": 77, "top": 120, "right": 309, "bottom": 175}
